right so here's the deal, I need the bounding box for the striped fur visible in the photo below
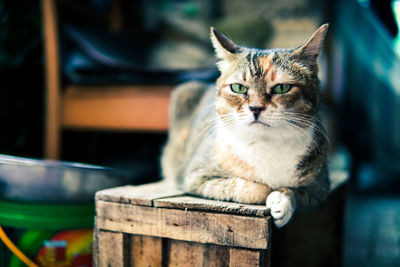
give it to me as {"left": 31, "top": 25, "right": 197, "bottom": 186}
{"left": 161, "top": 24, "right": 330, "bottom": 227}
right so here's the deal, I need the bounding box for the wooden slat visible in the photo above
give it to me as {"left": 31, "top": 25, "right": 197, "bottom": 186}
{"left": 168, "top": 239, "right": 229, "bottom": 267}
{"left": 96, "top": 200, "right": 271, "bottom": 249}
{"left": 41, "top": 0, "right": 61, "bottom": 159}
{"left": 131, "top": 235, "right": 162, "bottom": 267}
{"left": 95, "top": 182, "right": 184, "bottom": 206}
{"left": 229, "top": 248, "right": 266, "bottom": 267}
{"left": 62, "top": 85, "right": 173, "bottom": 131}
{"left": 154, "top": 196, "right": 268, "bottom": 217}
{"left": 96, "top": 230, "right": 129, "bottom": 267}
{"left": 168, "top": 240, "right": 206, "bottom": 267}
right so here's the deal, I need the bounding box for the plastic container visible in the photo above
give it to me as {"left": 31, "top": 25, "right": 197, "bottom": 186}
{"left": 0, "top": 154, "right": 136, "bottom": 266}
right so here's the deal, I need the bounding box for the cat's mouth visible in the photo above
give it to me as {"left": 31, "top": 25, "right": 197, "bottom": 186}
{"left": 250, "top": 120, "right": 270, "bottom": 127}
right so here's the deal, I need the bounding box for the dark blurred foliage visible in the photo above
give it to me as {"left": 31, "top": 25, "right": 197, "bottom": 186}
{"left": 0, "top": 0, "right": 44, "bottom": 158}
{"left": 0, "top": 0, "right": 42, "bottom": 66}
{"left": 0, "top": 67, "right": 44, "bottom": 158}
{"left": 370, "top": 0, "right": 398, "bottom": 37}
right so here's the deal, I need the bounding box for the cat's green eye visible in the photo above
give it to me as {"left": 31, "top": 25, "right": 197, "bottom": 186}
{"left": 230, "top": 84, "right": 248, "bottom": 94}
{"left": 272, "top": 84, "right": 292, "bottom": 94}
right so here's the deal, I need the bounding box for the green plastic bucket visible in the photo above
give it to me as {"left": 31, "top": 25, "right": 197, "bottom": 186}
{"left": 0, "top": 200, "right": 94, "bottom": 267}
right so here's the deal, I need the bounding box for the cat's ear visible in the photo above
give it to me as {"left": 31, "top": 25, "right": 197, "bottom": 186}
{"left": 292, "top": 24, "right": 328, "bottom": 65}
{"left": 210, "top": 27, "right": 241, "bottom": 60}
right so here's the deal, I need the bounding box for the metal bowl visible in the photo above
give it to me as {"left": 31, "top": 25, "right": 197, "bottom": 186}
{"left": 0, "top": 154, "right": 134, "bottom": 203}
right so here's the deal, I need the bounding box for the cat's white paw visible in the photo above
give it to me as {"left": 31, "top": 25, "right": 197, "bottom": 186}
{"left": 266, "top": 191, "right": 295, "bottom": 228}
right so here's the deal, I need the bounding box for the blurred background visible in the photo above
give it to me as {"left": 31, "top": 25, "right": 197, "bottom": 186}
{"left": 0, "top": 0, "right": 399, "bottom": 266}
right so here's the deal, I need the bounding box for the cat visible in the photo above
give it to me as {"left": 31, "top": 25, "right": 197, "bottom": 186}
{"left": 161, "top": 24, "right": 330, "bottom": 228}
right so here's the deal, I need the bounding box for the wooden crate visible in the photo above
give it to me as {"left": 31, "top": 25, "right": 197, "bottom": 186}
{"left": 94, "top": 180, "right": 346, "bottom": 267}
{"left": 94, "top": 182, "right": 272, "bottom": 267}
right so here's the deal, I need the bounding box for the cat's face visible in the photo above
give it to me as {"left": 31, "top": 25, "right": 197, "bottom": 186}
{"left": 211, "top": 25, "right": 328, "bottom": 135}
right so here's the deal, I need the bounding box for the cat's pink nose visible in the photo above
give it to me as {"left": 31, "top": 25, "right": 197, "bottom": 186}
{"left": 249, "top": 105, "right": 265, "bottom": 120}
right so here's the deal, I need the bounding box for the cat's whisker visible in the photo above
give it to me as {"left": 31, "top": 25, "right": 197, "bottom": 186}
{"left": 193, "top": 114, "right": 235, "bottom": 143}
{"left": 278, "top": 120, "right": 319, "bottom": 156}
{"left": 221, "top": 119, "right": 241, "bottom": 132}
{"left": 290, "top": 122, "right": 319, "bottom": 155}
{"left": 192, "top": 117, "right": 239, "bottom": 147}
{"left": 283, "top": 116, "right": 330, "bottom": 145}
{"left": 267, "top": 112, "right": 330, "bottom": 145}
{"left": 284, "top": 111, "right": 329, "bottom": 130}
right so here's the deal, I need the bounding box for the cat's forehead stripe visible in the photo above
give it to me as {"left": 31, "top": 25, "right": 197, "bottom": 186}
{"left": 246, "top": 52, "right": 254, "bottom": 76}
{"left": 246, "top": 51, "right": 262, "bottom": 77}
{"left": 271, "top": 70, "right": 277, "bottom": 82}
{"left": 251, "top": 52, "right": 261, "bottom": 76}
{"left": 258, "top": 54, "right": 275, "bottom": 81}
{"left": 270, "top": 54, "right": 307, "bottom": 81}
{"left": 245, "top": 53, "right": 253, "bottom": 76}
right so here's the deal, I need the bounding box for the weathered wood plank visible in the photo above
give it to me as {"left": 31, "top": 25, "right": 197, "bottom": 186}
{"left": 168, "top": 240, "right": 206, "bottom": 267}
{"left": 205, "top": 244, "right": 230, "bottom": 267}
{"left": 229, "top": 248, "right": 266, "bottom": 267}
{"left": 131, "top": 235, "right": 162, "bottom": 267}
{"left": 168, "top": 239, "right": 229, "bottom": 267}
{"left": 154, "top": 196, "right": 268, "bottom": 217}
{"left": 95, "top": 182, "right": 184, "bottom": 206}
{"left": 97, "top": 231, "right": 129, "bottom": 267}
{"left": 96, "top": 200, "right": 271, "bottom": 249}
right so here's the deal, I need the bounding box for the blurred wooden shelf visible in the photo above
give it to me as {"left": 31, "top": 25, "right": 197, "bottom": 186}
{"left": 62, "top": 85, "right": 172, "bottom": 131}
{"left": 41, "top": 0, "right": 173, "bottom": 159}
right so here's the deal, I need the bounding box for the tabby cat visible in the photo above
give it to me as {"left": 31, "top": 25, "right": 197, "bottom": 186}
{"left": 162, "top": 24, "right": 330, "bottom": 227}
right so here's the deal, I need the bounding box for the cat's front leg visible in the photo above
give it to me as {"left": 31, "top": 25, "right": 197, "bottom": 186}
{"left": 266, "top": 190, "right": 296, "bottom": 228}
{"left": 182, "top": 173, "right": 272, "bottom": 204}
{"left": 266, "top": 183, "right": 329, "bottom": 228}
{"left": 229, "top": 178, "right": 272, "bottom": 204}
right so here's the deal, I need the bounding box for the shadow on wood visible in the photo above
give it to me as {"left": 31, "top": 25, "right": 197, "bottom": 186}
{"left": 272, "top": 184, "right": 347, "bottom": 267}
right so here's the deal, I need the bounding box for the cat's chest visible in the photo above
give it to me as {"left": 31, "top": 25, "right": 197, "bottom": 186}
{"left": 216, "top": 128, "right": 312, "bottom": 189}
